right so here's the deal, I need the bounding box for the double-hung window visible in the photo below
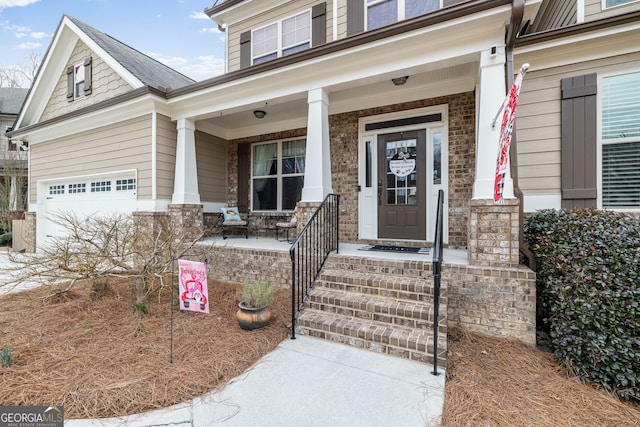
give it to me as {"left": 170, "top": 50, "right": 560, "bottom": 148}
{"left": 74, "top": 63, "right": 85, "bottom": 98}
{"left": 367, "top": 0, "right": 439, "bottom": 30}
{"left": 601, "top": 71, "right": 640, "bottom": 208}
{"left": 252, "top": 10, "right": 311, "bottom": 65}
{"left": 252, "top": 139, "right": 305, "bottom": 211}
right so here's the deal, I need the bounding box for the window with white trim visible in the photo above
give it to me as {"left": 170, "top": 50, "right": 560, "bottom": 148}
{"left": 604, "top": 0, "right": 637, "bottom": 8}
{"left": 74, "top": 62, "right": 85, "bottom": 99}
{"left": 68, "top": 183, "right": 86, "bottom": 194}
{"left": 252, "top": 139, "right": 305, "bottom": 211}
{"left": 367, "top": 0, "right": 439, "bottom": 30}
{"left": 116, "top": 178, "right": 136, "bottom": 191}
{"left": 601, "top": 71, "right": 640, "bottom": 208}
{"left": 49, "top": 185, "right": 65, "bottom": 195}
{"left": 91, "top": 180, "right": 111, "bottom": 193}
{"left": 252, "top": 10, "right": 310, "bottom": 65}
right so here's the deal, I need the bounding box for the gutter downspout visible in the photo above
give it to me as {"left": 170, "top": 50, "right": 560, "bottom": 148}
{"left": 506, "top": 0, "right": 536, "bottom": 270}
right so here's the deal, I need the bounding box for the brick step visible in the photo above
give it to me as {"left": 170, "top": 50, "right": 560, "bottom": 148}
{"left": 296, "top": 309, "right": 447, "bottom": 368}
{"left": 316, "top": 268, "right": 446, "bottom": 304}
{"left": 324, "top": 254, "right": 433, "bottom": 279}
{"left": 307, "top": 288, "right": 447, "bottom": 334}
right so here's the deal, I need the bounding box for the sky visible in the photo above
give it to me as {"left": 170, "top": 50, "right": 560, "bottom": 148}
{"left": 0, "top": 0, "right": 227, "bottom": 87}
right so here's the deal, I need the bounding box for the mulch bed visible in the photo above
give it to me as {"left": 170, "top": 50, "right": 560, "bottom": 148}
{"left": 442, "top": 326, "right": 640, "bottom": 427}
{"left": 0, "top": 278, "right": 290, "bottom": 419}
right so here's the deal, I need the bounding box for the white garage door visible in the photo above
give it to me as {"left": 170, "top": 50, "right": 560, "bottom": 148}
{"left": 40, "top": 174, "right": 137, "bottom": 246}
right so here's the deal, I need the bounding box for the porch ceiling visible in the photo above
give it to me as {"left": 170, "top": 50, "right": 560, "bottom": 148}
{"left": 193, "top": 60, "right": 479, "bottom": 140}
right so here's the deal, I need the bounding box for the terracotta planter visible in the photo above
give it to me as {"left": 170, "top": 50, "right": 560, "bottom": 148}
{"left": 236, "top": 302, "right": 272, "bottom": 330}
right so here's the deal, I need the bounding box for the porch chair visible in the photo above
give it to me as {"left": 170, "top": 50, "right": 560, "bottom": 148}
{"left": 275, "top": 213, "right": 297, "bottom": 243}
{"left": 221, "top": 206, "right": 249, "bottom": 239}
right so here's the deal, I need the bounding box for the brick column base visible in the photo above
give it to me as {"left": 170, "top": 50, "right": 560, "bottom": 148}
{"left": 294, "top": 201, "right": 322, "bottom": 235}
{"left": 24, "top": 211, "right": 36, "bottom": 253}
{"left": 468, "top": 198, "right": 520, "bottom": 267}
{"left": 169, "top": 204, "right": 204, "bottom": 244}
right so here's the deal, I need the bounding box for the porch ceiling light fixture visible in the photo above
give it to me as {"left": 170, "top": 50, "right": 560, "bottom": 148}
{"left": 253, "top": 109, "right": 266, "bottom": 119}
{"left": 392, "top": 76, "right": 409, "bottom": 86}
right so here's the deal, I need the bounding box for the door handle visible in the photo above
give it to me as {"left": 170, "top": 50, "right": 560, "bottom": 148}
{"left": 378, "top": 180, "right": 382, "bottom": 206}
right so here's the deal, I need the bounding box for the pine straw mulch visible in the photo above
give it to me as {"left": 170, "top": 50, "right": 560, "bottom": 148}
{"left": 0, "top": 278, "right": 290, "bottom": 419}
{"left": 441, "top": 326, "right": 640, "bottom": 427}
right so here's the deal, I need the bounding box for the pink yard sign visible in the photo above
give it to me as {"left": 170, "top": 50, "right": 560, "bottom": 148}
{"left": 178, "top": 259, "right": 209, "bottom": 314}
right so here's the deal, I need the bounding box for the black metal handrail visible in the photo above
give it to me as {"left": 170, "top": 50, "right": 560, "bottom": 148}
{"left": 289, "top": 193, "right": 340, "bottom": 339}
{"left": 431, "top": 189, "right": 444, "bottom": 375}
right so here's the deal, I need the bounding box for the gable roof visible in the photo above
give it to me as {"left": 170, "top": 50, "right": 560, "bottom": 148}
{"left": 65, "top": 15, "right": 194, "bottom": 90}
{"left": 0, "top": 88, "right": 28, "bottom": 115}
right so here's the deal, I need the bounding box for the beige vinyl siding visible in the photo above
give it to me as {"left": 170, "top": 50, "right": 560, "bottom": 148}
{"left": 30, "top": 115, "right": 152, "bottom": 203}
{"left": 155, "top": 114, "right": 177, "bottom": 200}
{"left": 336, "top": 0, "right": 348, "bottom": 39}
{"left": 40, "top": 40, "right": 132, "bottom": 122}
{"left": 227, "top": 1, "right": 332, "bottom": 72}
{"left": 585, "top": 0, "right": 640, "bottom": 21}
{"left": 196, "top": 131, "right": 227, "bottom": 203}
{"left": 515, "top": 51, "right": 640, "bottom": 195}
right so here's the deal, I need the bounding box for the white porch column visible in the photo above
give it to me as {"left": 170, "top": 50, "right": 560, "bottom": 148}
{"left": 473, "top": 48, "right": 514, "bottom": 200}
{"left": 301, "top": 88, "right": 333, "bottom": 201}
{"left": 172, "top": 118, "right": 200, "bottom": 204}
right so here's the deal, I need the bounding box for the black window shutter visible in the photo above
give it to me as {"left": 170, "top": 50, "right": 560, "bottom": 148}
{"left": 561, "top": 73, "right": 597, "bottom": 209}
{"left": 311, "top": 3, "right": 327, "bottom": 47}
{"left": 240, "top": 31, "right": 251, "bottom": 69}
{"left": 66, "top": 65, "right": 74, "bottom": 101}
{"left": 346, "top": 0, "right": 364, "bottom": 36}
{"left": 83, "top": 57, "right": 92, "bottom": 95}
{"left": 237, "top": 143, "right": 250, "bottom": 211}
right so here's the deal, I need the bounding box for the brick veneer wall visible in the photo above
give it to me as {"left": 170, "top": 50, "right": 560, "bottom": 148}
{"left": 222, "top": 92, "right": 476, "bottom": 249}
{"left": 468, "top": 198, "right": 520, "bottom": 267}
{"left": 24, "top": 211, "right": 36, "bottom": 253}
{"left": 330, "top": 93, "right": 475, "bottom": 247}
{"left": 446, "top": 262, "right": 536, "bottom": 346}
{"left": 204, "top": 245, "right": 291, "bottom": 289}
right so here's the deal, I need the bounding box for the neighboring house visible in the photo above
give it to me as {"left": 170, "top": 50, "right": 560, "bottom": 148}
{"left": 8, "top": 0, "right": 638, "bottom": 348}
{"left": 0, "top": 87, "right": 28, "bottom": 222}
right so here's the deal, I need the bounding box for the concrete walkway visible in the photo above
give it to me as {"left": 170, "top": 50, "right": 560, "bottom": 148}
{"left": 66, "top": 336, "right": 445, "bottom": 427}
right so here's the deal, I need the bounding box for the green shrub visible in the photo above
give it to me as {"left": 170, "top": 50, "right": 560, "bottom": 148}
{"left": 0, "top": 232, "right": 12, "bottom": 246}
{"left": 525, "top": 209, "right": 639, "bottom": 401}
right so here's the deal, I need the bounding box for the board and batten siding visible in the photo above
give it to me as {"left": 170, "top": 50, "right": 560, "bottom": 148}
{"left": 227, "top": 0, "right": 332, "bottom": 72}
{"left": 40, "top": 40, "right": 132, "bottom": 122}
{"left": 196, "top": 131, "right": 227, "bottom": 203}
{"left": 515, "top": 51, "right": 640, "bottom": 198}
{"left": 29, "top": 114, "right": 153, "bottom": 203}
{"left": 155, "top": 114, "right": 177, "bottom": 200}
{"left": 584, "top": 0, "right": 640, "bottom": 22}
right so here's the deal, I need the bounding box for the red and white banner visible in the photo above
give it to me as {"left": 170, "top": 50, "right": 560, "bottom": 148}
{"left": 178, "top": 259, "right": 209, "bottom": 314}
{"left": 494, "top": 66, "right": 527, "bottom": 203}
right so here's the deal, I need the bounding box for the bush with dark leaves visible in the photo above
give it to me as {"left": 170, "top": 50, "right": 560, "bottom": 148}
{"left": 525, "top": 209, "right": 639, "bottom": 401}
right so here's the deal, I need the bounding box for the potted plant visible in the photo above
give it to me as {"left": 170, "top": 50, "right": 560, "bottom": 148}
{"left": 236, "top": 278, "right": 277, "bottom": 330}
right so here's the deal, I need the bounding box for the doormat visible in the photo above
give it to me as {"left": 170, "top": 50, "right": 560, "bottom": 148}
{"left": 359, "top": 245, "right": 430, "bottom": 254}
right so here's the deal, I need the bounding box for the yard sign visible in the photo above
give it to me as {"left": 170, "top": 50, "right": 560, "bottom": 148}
{"left": 178, "top": 259, "right": 209, "bottom": 314}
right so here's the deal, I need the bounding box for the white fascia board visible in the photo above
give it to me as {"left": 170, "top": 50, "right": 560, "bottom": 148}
{"left": 515, "top": 22, "right": 640, "bottom": 70}
{"left": 15, "top": 27, "right": 77, "bottom": 129}
{"left": 209, "top": 0, "right": 291, "bottom": 27}
{"left": 23, "top": 95, "right": 168, "bottom": 144}
{"left": 170, "top": 7, "right": 510, "bottom": 121}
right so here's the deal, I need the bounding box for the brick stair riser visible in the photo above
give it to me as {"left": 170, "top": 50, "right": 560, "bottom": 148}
{"left": 324, "top": 256, "right": 433, "bottom": 279}
{"left": 307, "top": 293, "right": 448, "bottom": 334}
{"left": 296, "top": 315, "right": 447, "bottom": 368}
{"left": 315, "top": 276, "right": 447, "bottom": 305}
